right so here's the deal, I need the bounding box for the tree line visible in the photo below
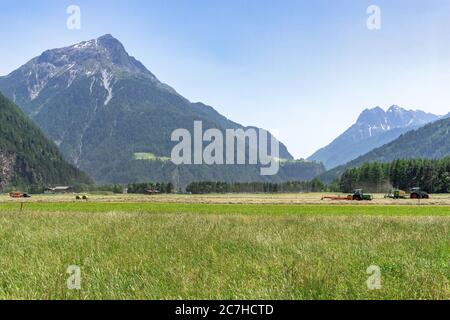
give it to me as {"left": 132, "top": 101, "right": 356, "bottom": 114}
{"left": 127, "top": 182, "right": 174, "bottom": 194}
{"left": 17, "top": 182, "right": 175, "bottom": 194}
{"left": 92, "top": 182, "right": 174, "bottom": 194}
{"left": 10, "top": 158, "right": 450, "bottom": 195}
{"left": 186, "top": 179, "right": 325, "bottom": 194}
{"left": 339, "top": 157, "right": 450, "bottom": 193}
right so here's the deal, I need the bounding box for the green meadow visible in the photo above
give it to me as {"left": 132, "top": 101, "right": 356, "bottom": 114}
{"left": 0, "top": 200, "right": 448, "bottom": 300}
{"left": 2, "top": 202, "right": 450, "bottom": 216}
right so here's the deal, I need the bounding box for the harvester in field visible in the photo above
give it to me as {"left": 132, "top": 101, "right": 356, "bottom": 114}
{"left": 9, "top": 191, "right": 31, "bottom": 198}
{"left": 384, "top": 189, "right": 407, "bottom": 199}
{"left": 322, "top": 189, "right": 373, "bottom": 201}
{"left": 409, "top": 187, "right": 429, "bottom": 199}
{"left": 351, "top": 189, "right": 373, "bottom": 201}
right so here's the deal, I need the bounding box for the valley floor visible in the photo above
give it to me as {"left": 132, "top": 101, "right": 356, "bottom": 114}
{"left": 1, "top": 192, "right": 450, "bottom": 205}
{"left": 0, "top": 194, "right": 449, "bottom": 300}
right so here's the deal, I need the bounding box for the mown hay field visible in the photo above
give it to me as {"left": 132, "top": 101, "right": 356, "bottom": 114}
{"left": 0, "top": 194, "right": 449, "bottom": 300}
{"left": 1, "top": 192, "right": 450, "bottom": 205}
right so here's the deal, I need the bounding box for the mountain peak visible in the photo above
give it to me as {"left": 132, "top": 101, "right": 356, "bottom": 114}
{"left": 7, "top": 34, "right": 160, "bottom": 102}
{"left": 308, "top": 105, "right": 440, "bottom": 169}
{"left": 67, "top": 34, "right": 129, "bottom": 64}
{"left": 96, "top": 34, "right": 127, "bottom": 56}
{"left": 98, "top": 34, "right": 116, "bottom": 41}
{"left": 361, "top": 106, "right": 384, "bottom": 113}
{"left": 71, "top": 34, "right": 122, "bottom": 48}
{"left": 356, "top": 105, "right": 436, "bottom": 128}
{"left": 357, "top": 106, "right": 385, "bottom": 124}
{"left": 31, "top": 34, "right": 151, "bottom": 76}
{"left": 387, "top": 105, "right": 405, "bottom": 113}
{"left": 358, "top": 107, "right": 382, "bottom": 115}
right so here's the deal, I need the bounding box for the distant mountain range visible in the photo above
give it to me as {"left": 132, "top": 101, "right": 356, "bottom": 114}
{"left": 0, "top": 35, "right": 323, "bottom": 186}
{"left": 319, "top": 116, "right": 450, "bottom": 183}
{"left": 0, "top": 92, "right": 90, "bottom": 191}
{"left": 308, "top": 106, "right": 441, "bottom": 169}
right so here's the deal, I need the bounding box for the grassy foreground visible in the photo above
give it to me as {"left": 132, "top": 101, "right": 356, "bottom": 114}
{"left": 0, "top": 201, "right": 449, "bottom": 299}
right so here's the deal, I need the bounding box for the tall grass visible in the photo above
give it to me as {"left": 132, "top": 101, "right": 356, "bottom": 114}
{"left": 0, "top": 207, "right": 448, "bottom": 299}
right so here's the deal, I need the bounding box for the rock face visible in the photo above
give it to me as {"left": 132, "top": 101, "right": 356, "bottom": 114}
{"left": 0, "top": 35, "right": 325, "bottom": 186}
{"left": 0, "top": 92, "right": 91, "bottom": 191}
{"left": 0, "top": 151, "right": 16, "bottom": 190}
{"left": 308, "top": 106, "right": 440, "bottom": 169}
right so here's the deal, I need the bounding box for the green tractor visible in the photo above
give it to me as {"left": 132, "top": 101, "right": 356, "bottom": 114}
{"left": 409, "top": 187, "right": 429, "bottom": 199}
{"left": 351, "top": 189, "right": 373, "bottom": 201}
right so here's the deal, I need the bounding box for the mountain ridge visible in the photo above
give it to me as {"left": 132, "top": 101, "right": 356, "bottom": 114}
{"left": 0, "top": 35, "right": 325, "bottom": 187}
{"left": 319, "top": 116, "right": 450, "bottom": 183}
{"left": 308, "top": 105, "right": 440, "bottom": 169}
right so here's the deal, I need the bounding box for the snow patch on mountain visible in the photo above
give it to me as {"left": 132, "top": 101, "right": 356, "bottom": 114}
{"left": 73, "top": 40, "right": 97, "bottom": 50}
{"left": 29, "top": 80, "right": 46, "bottom": 100}
{"left": 89, "top": 77, "right": 96, "bottom": 94}
{"left": 101, "top": 69, "right": 114, "bottom": 105}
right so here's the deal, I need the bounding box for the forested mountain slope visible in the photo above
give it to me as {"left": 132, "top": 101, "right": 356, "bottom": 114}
{"left": 0, "top": 92, "right": 91, "bottom": 190}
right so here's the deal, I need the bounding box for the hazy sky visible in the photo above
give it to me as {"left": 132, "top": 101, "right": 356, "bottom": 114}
{"left": 1, "top": 0, "right": 449, "bottom": 158}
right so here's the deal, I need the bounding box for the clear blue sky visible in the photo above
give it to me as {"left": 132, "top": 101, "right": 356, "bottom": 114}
{"left": 1, "top": 0, "right": 449, "bottom": 158}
